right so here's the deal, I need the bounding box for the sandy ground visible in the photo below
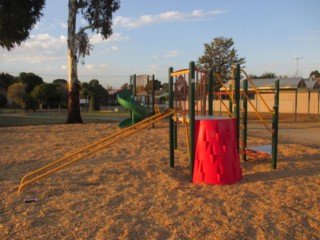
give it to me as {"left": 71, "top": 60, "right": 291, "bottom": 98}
{"left": 0, "top": 120, "right": 319, "bottom": 239}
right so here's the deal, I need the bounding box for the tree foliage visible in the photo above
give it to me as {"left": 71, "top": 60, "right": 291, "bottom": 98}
{"left": 16, "top": 72, "right": 44, "bottom": 93}
{"left": 31, "top": 83, "right": 58, "bottom": 109}
{"left": 197, "top": 37, "right": 246, "bottom": 82}
{"left": 0, "top": 0, "right": 45, "bottom": 50}
{"left": 309, "top": 70, "right": 320, "bottom": 81}
{"left": 0, "top": 72, "right": 15, "bottom": 89}
{"left": 7, "top": 82, "right": 27, "bottom": 109}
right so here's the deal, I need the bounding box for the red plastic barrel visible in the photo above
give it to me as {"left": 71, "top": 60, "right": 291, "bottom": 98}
{"left": 192, "top": 117, "right": 242, "bottom": 184}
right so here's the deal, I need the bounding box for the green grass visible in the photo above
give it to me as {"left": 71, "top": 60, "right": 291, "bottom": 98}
{"left": 0, "top": 109, "right": 130, "bottom": 127}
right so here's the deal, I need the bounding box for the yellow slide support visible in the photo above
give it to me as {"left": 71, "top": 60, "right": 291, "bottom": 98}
{"left": 18, "top": 109, "right": 175, "bottom": 193}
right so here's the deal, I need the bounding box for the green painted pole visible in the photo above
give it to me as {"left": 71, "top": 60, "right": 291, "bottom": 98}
{"left": 169, "top": 67, "right": 174, "bottom": 168}
{"left": 229, "top": 84, "right": 233, "bottom": 115}
{"left": 152, "top": 74, "right": 155, "bottom": 127}
{"left": 208, "top": 69, "right": 214, "bottom": 116}
{"left": 130, "top": 74, "right": 136, "bottom": 124}
{"left": 174, "top": 122, "right": 178, "bottom": 150}
{"left": 234, "top": 64, "right": 241, "bottom": 154}
{"left": 242, "top": 79, "right": 248, "bottom": 161}
{"left": 189, "top": 61, "right": 196, "bottom": 181}
{"left": 272, "top": 80, "right": 280, "bottom": 169}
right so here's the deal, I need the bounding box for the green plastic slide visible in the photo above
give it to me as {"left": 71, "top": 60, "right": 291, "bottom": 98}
{"left": 117, "top": 90, "right": 149, "bottom": 128}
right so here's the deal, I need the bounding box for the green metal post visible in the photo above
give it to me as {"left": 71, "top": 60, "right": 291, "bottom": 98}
{"left": 242, "top": 79, "right": 248, "bottom": 162}
{"left": 208, "top": 69, "right": 213, "bottom": 116}
{"left": 174, "top": 122, "right": 178, "bottom": 150}
{"left": 152, "top": 74, "right": 155, "bottom": 114}
{"left": 169, "top": 67, "right": 174, "bottom": 168}
{"left": 152, "top": 74, "right": 155, "bottom": 127}
{"left": 272, "top": 80, "right": 280, "bottom": 169}
{"left": 132, "top": 74, "right": 136, "bottom": 96}
{"left": 229, "top": 84, "right": 233, "bottom": 115}
{"left": 189, "top": 61, "right": 196, "bottom": 181}
{"left": 234, "top": 64, "right": 241, "bottom": 153}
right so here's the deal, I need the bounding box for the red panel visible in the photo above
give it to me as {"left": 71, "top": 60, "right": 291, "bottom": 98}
{"left": 193, "top": 118, "right": 242, "bottom": 185}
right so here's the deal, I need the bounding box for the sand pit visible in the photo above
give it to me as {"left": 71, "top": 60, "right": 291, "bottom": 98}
{"left": 0, "top": 121, "right": 319, "bottom": 239}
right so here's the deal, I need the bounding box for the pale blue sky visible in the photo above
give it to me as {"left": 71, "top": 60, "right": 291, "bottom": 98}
{"left": 1, "top": 0, "right": 319, "bottom": 88}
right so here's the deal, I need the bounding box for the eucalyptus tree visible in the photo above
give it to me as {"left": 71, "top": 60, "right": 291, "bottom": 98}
{"left": 66, "top": 0, "right": 120, "bottom": 123}
{"left": 0, "top": 0, "right": 45, "bottom": 50}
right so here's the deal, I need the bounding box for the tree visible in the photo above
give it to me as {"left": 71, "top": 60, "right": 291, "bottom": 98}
{"left": 7, "top": 82, "right": 26, "bottom": 109}
{"left": 197, "top": 37, "right": 246, "bottom": 85}
{"left": 81, "top": 79, "right": 108, "bottom": 111}
{"left": 121, "top": 83, "right": 129, "bottom": 90}
{"left": 53, "top": 79, "right": 68, "bottom": 85}
{"left": 54, "top": 81, "right": 69, "bottom": 111}
{"left": 260, "top": 72, "right": 277, "bottom": 79}
{"left": 66, "top": 0, "right": 120, "bottom": 123}
{"left": 309, "top": 70, "right": 320, "bottom": 81}
{"left": 31, "top": 83, "right": 58, "bottom": 109}
{"left": 0, "top": 0, "right": 45, "bottom": 50}
{"left": 16, "top": 72, "right": 44, "bottom": 93}
{"left": 0, "top": 72, "right": 15, "bottom": 89}
{"left": 0, "top": 94, "right": 7, "bottom": 107}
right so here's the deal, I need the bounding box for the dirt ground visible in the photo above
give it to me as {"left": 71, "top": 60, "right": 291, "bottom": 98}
{"left": 0, "top": 120, "right": 319, "bottom": 239}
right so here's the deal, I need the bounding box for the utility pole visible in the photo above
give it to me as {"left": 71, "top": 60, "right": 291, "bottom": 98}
{"left": 293, "top": 57, "right": 304, "bottom": 77}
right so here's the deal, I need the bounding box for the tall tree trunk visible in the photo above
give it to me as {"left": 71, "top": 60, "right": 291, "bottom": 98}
{"left": 66, "top": 0, "right": 83, "bottom": 124}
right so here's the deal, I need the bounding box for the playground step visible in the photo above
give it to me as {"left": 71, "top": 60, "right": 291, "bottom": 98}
{"left": 248, "top": 145, "right": 272, "bottom": 155}
{"left": 246, "top": 145, "right": 272, "bottom": 160}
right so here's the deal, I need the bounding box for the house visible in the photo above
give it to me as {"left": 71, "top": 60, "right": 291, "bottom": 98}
{"left": 107, "top": 89, "right": 125, "bottom": 106}
{"left": 222, "top": 78, "right": 306, "bottom": 91}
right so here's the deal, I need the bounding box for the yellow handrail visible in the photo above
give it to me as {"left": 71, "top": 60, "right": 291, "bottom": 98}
{"left": 219, "top": 99, "right": 233, "bottom": 118}
{"left": 242, "top": 92, "right": 273, "bottom": 133}
{"left": 18, "top": 109, "right": 175, "bottom": 193}
{"left": 170, "top": 69, "right": 189, "bottom": 77}
{"left": 241, "top": 69, "right": 274, "bottom": 113}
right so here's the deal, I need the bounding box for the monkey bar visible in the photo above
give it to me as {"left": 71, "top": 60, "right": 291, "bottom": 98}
{"left": 18, "top": 108, "right": 175, "bottom": 193}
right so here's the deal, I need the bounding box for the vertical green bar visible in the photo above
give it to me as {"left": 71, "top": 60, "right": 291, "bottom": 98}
{"left": 208, "top": 69, "right": 213, "bottom": 116}
{"left": 189, "top": 61, "right": 196, "bottom": 181}
{"left": 152, "top": 74, "right": 155, "bottom": 115}
{"left": 132, "top": 74, "right": 136, "bottom": 96}
{"left": 169, "top": 67, "right": 174, "bottom": 168}
{"left": 174, "top": 122, "right": 178, "bottom": 150}
{"left": 234, "top": 64, "right": 241, "bottom": 153}
{"left": 131, "top": 74, "right": 137, "bottom": 124}
{"left": 272, "top": 80, "right": 280, "bottom": 169}
{"left": 242, "top": 79, "right": 248, "bottom": 162}
{"left": 229, "top": 84, "right": 233, "bottom": 115}
{"left": 151, "top": 74, "right": 155, "bottom": 127}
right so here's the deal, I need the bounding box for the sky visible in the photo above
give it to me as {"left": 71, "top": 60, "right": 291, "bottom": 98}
{"left": 1, "top": 0, "right": 319, "bottom": 88}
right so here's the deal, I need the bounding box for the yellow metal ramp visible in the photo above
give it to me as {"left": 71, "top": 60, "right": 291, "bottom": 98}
{"left": 18, "top": 109, "right": 175, "bottom": 193}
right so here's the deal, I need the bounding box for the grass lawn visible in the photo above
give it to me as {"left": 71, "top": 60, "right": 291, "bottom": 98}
{"left": 0, "top": 109, "right": 130, "bottom": 127}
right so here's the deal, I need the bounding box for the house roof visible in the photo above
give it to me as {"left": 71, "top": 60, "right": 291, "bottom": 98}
{"left": 305, "top": 79, "right": 320, "bottom": 90}
{"left": 222, "top": 78, "right": 306, "bottom": 91}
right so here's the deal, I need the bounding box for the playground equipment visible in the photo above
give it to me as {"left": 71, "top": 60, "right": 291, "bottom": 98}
{"left": 118, "top": 74, "right": 156, "bottom": 128}
{"left": 18, "top": 62, "right": 279, "bottom": 192}
{"left": 117, "top": 90, "right": 149, "bottom": 128}
{"left": 214, "top": 67, "right": 279, "bottom": 167}
{"left": 18, "top": 109, "right": 174, "bottom": 193}
{"left": 168, "top": 61, "right": 279, "bottom": 184}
